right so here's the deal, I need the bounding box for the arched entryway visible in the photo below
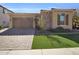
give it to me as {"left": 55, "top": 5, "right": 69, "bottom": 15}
{"left": 34, "top": 16, "right": 40, "bottom": 30}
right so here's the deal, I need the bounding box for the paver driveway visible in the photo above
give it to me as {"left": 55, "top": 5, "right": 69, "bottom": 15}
{"left": 0, "top": 28, "right": 35, "bottom": 35}
{"left": 0, "top": 28, "right": 35, "bottom": 50}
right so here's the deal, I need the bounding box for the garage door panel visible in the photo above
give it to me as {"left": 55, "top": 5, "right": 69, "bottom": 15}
{"left": 12, "top": 17, "right": 33, "bottom": 29}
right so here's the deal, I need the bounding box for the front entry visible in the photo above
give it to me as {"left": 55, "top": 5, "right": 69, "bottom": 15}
{"left": 34, "top": 16, "right": 40, "bottom": 30}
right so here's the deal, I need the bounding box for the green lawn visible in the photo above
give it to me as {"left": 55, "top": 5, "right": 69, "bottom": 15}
{"left": 32, "top": 34, "right": 79, "bottom": 49}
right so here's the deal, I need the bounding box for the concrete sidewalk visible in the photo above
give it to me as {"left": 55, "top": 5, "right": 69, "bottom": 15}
{"left": 0, "top": 47, "right": 79, "bottom": 55}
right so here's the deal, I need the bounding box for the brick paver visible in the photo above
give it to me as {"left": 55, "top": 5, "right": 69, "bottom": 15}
{"left": 0, "top": 29, "right": 35, "bottom": 50}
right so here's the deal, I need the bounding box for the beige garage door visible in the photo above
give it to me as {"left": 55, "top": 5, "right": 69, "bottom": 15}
{"left": 12, "top": 17, "right": 33, "bottom": 29}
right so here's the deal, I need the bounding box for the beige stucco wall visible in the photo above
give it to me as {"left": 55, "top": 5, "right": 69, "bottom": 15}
{"left": 40, "top": 11, "right": 46, "bottom": 30}
{"left": 51, "top": 9, "right": 76, "bottom": 30}
{"left": 40, "top": 10, "right": 52, "bottom": 30}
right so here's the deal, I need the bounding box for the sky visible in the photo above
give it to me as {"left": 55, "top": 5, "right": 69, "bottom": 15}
{"left": 0, "top": 3, "right": 79, "bottom": 13}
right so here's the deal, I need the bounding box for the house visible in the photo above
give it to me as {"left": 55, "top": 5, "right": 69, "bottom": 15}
{"left": 0, "top": 5, "right": 14, "bottom": 27}
{"left": 9, "top": 8, "right": 76, "bottom": 30}
{"left": 0, "top": 5, "right": 77, "bottom": 30}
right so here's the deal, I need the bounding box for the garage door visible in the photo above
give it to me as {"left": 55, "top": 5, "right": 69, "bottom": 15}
{"left": 12, "top": 17, "right": 33, "bottom": 29}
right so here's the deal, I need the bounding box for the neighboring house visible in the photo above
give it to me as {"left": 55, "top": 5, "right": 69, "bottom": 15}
{"left": 0, "top": 5, "right": 14, "bottom": 27}
{"left": 0, "top": 5, "right": 79, "bottom": 30}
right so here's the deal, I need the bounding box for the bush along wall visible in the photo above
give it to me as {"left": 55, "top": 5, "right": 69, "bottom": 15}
{"left": 0, "top": 25, "right": 3, "bottom": 30}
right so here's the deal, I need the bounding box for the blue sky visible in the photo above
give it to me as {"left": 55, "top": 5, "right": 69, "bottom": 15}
{"left": 0, "top": 3, "right": 79, "bottom": 13}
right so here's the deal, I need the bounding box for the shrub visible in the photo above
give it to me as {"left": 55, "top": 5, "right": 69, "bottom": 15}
{"left": 64, "top": 29, "right": 71, "bottom": 32}
{"left": 0, "top": 25, "right": 2, "bottom": 30}
{"left": 47, "top": 27, "right": 71, "bottom": 32}
{"left": 36, "top": 26, "right": 41, "bottom": 30}
{"left": 54, "top": 27, "right": 64, "bottom": 31}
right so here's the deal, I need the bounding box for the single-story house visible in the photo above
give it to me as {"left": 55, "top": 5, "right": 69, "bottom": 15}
{"left": 0, "top": 5, "right": 77, "bottom": 30}
{"left": 8, "top": 8, "right": 76, "bottom": 30}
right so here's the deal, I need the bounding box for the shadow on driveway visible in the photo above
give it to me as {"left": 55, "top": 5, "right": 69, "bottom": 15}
{"left": 0, "top": 28, "right": 35, "bottom": 35}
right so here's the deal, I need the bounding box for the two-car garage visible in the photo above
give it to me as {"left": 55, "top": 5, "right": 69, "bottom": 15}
{"left": 9, "top": 13, "right": 40, "bottom": 29}
{"left": 12, "top": 17, "right": 34, "bottom": 29}
{"left": 9, "top": 13, "right": 37, "bottom": 29}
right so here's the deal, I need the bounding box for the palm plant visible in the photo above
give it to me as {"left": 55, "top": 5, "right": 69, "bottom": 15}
{"left": 72, "top": 15, "right": 79, "bottom": 29}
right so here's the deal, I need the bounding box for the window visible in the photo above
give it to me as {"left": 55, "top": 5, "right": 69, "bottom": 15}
{"left": 57, "top": 13, "right": 65, "bottom": 25}
{"left": 0, "top": 7, "right": 3, "bottom": 14}
{"left": 60, "top": 14, "right": 65, "bottom": 25}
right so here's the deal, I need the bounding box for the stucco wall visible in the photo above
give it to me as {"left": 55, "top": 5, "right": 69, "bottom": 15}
{"left": 0, "top": 14, "right": 10, "bottom": 27}
{"left": 40, "top": 10, "right": 52, "bottom": 30}
{"left": 51, "top": 9, "right": 76, "bottom": 30}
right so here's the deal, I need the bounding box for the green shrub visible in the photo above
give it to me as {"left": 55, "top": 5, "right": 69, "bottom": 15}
{"left": 36, "top": 26, "right": 41, "bottom": 30}
{"left": 0, "top": 25, "right": 2, "bottom": 30}
{"left": 64, "top": 29, "right": 71, "bottom": 32}
{"left": 47, "top": 27, "right": 71, "bottom": 32}
{"left": 54, "top": 27, "right": 64, "bottom": 32}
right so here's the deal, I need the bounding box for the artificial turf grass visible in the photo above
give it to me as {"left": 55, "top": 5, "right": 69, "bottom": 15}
{"left": 32, "top": 34, "right": 79, "bottom": 49}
